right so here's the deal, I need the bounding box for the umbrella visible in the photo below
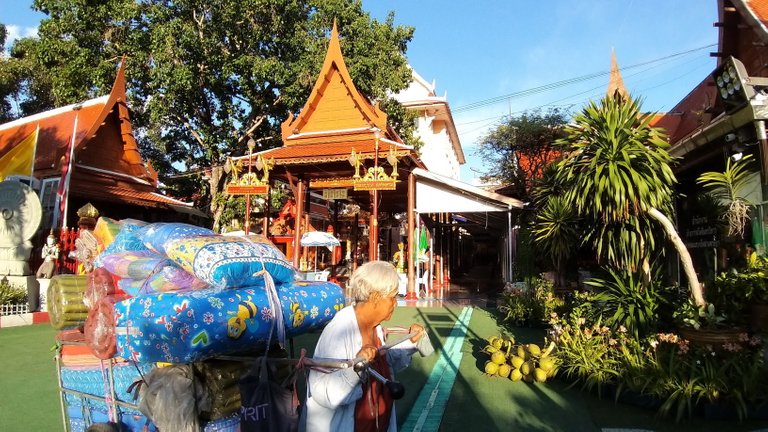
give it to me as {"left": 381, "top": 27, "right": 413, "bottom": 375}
{"left": 300, "top": 231, "right": 341, "bottom": 247}
{"left": 301, "top": 231, "right": 340, "bottom": 273}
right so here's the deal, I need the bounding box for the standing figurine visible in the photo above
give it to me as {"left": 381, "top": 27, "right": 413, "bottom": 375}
{"left": 36, "top": 231, "right": 60, "bottom": 279}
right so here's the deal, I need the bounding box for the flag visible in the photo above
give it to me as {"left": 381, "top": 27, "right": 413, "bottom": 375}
{"left": 55, "top": 113, "right": 79, "bottom": 229}
{"left": 0, "top": 126, "right": 38, "bottom": 181}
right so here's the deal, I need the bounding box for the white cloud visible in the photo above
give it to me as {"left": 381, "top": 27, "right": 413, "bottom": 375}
{"left": 4, "top": 24, "right": 38, "bottom": 45}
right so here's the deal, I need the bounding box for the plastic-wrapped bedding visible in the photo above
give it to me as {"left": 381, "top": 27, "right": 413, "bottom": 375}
{"left": 117, "top": 266, "right": 210, "bottom": 296}
{"left": 111, "top": 281, "right": 344, "bottom": 363}
{"left": 135, "top": 222, "right": 215, "bottom": 256}
{"left": 84, "top": 296, "right": 127, "bottom": 359}
{"left": 61, "top": 361, "right": 155, "bottom": 416}
{"left": 203, "top": 413, "right": 240, "bottom": 432}
{"left": 165, "top": 234, "right": 296, "bottom": 289}
{"left": 48, "top": 275, "right": 89, "bottom": 330}
{"left": 93, "top": 217, "right": 122, "bottom": 254}
{"left": 94, "top": 219, "right": 149, "bottom": 268}
{"left": 84, "top": 267, "right": 124, "bottom": 310}
{"left": 65, "top": 404, "right": 157, "bottom": 432}
{"left": 100, "top": 250, "right": 170, "bottom": 280}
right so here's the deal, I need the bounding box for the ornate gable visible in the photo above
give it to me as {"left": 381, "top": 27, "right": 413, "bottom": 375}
{"left": 281, "top": 23, "right": 387, "bottom": 144}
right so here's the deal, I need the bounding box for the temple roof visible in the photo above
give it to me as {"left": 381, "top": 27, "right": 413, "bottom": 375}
{"left": 0, "top": 61, "right": 156, "bottom": 184}
{"left": 606, "top": 49, "right": 629, "bottom": 99}
{"left": 279, "top": 22, "right": 392, "bottom": 148}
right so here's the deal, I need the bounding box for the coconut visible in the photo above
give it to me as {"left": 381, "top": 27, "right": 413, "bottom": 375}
{"left": 539, "top": 358, "right": 555, "bottom": 372}
{"left": 510, "top": 356, "right": 525, "bottom": 369}
{"left": 510, "top": 369, "right": 523, "bottom": 381}
{"left": 491, "top": 351, "right": 506, "bottom": 365}
{"left": 516, "top": 346, "right": 527, "bottom": 361}
{"left": 484, "top": 361, "right": 499, "bottom": 375}
{"left": 527, "top": 343, "right": 541, "bottom": 357}
{"left": 496, "top": 363, "right": 512, "bottom": 378}
{"left": 534, "top": 368, "right": 547, "bottom": 382}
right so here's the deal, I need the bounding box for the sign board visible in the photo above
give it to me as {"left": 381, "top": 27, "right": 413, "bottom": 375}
{"left": 353, "top": 180, "right": 397, "bottom": 191}
{"left": 226, "top": 184, "right": 268, "bottom": 195}
{"left": 322, "top": 188, "right": 348, "bottom": 200}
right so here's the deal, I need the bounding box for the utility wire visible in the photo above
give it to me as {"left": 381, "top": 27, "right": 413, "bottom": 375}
{"left": 455, "top": 54, "right": 712, "bottom": 135}
{"left": 453, "top": 43, "right": 716, "bottom": 113}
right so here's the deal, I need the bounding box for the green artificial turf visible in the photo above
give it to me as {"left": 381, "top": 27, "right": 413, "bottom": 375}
{"left": 2, "top": 309, "right": 767, "bottom": 432}
{"left": 0, "top": 324, "right": 62, "bottom": 432}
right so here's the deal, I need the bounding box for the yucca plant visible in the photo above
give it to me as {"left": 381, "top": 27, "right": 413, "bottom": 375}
{"left": 586, "top": 267, "right": 661, "bottom": 339}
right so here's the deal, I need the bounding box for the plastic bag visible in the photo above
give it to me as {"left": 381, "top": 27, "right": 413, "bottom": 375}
{"left": 239, "top": 356, "right": 299, "bottom": 432}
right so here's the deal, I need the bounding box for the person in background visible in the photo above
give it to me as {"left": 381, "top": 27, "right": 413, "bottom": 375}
{"left": 301, "top": 261, "right": 425, "bottom": 432}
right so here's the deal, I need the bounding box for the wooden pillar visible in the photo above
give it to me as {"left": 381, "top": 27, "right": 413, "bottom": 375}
{"left": 406, "top": 172, "right": 417, "bottom": 300}
{"left": 262, "top": 180, "right": 271, "bottom": 236}
{"left": 369, "top": 190, "right": 379, "bottom": 261}
{"left": 292, "top": 179, "right": 306, "bottom": 268}
{"left": 353, "top": 213, "right": 359, "bottom": 271}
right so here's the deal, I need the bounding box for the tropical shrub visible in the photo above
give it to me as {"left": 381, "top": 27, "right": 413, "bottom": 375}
{"left": 498, "top": 277, "right": 564, "bottom": 326}
{"left": 586, "top": 268, "right": 662, "bottom": 339}
{"left": 0, "top": 279, "right": 27, "bottom": 305}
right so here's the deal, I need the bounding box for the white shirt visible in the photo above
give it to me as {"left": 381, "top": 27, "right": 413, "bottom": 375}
{"left": 300, "top": 305, "right": 417, "bottom": 432}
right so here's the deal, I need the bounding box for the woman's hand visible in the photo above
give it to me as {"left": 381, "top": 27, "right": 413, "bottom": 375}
{"left": 356, "top": 344, "right": 378, "bottom": 363}
{"left": 409, "top": 323, "right": 425, "bottom": 343}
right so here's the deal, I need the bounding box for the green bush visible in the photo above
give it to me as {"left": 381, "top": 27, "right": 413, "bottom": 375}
{"left": 498, "top": 276, "right": 564, "bottom": 326}
{"left": 586, "top": 268, "right": 662, "bottom": 339}
{"left": 0, "top": 280, "right": 27, "bottom": 305}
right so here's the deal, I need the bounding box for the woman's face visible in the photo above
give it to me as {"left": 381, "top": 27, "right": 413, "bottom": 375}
{"left": 378, "top": 287, "right": 398, "bottom": 322}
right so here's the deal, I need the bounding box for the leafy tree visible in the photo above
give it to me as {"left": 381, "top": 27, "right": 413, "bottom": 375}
{"left": 475, "top": 108, "right": 567, "bottom": 201}
{"left": 4, "top": 0, "right": 415, "bottom": 230}
{"left": 545, "top": 93, "right": 704, "bottom": 306}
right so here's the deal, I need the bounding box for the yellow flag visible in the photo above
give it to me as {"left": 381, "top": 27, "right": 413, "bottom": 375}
{"left": 0, "top": 127, "right": 38, "bottom": 181}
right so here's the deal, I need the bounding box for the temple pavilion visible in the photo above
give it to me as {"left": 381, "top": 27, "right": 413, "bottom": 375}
{"left": 234, "top": 24, "right": 522, "bottom": 298}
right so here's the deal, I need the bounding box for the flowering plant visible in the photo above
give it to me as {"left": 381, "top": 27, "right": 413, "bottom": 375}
{"left": 642, "top": 331, "right": 765, "bottom": 421}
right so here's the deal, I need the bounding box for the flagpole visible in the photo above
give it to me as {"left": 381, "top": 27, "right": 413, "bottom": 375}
{"left": 57, "top": 112, "right": 79, "bottom": 229}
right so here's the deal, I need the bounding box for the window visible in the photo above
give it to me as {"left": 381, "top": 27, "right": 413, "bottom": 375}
{"left": 40, "top": 178, "right": 59, "bottom": 230}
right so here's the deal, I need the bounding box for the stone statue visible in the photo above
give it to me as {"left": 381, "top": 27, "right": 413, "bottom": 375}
{"left": 0, "top": 181, "right": 42, "bottom": 275}
{"left": 36, "top": 231, "right": 59, "bottom": 279}
{"left": 0, "top": 181, "right": 42, "bottom": 311}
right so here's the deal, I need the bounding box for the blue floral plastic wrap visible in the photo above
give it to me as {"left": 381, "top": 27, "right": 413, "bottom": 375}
{"left": 61, "top": 361, "right": 155, "bottom": 416}
{"left": 165, "top": 234, "right": 296, "bottom": 289}
{"left": 135, "top": 222, "right": 215, "bottom": 256}
{"left": 93, "top": 219, "right": 149, "bottom": 268}
{"left": 113, "top": 281, "right": 344, "bottom": 363}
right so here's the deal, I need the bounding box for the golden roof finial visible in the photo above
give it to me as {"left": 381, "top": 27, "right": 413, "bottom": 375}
{"left": 77, "top": 203, "right": 100, "bottom": 219}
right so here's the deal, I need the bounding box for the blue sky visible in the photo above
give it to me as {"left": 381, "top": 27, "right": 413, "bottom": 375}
{"left": 4, "top": 1, "right": 719, "bottom": 183}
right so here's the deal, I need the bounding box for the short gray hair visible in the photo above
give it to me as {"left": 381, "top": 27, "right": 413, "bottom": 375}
{"left": 349, "top": 261, "right": 399, "bottom": 303}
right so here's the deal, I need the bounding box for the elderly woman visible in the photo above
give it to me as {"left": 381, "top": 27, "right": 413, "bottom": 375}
{"left": 301, "top": 261, "right": 425, "bottom": 432}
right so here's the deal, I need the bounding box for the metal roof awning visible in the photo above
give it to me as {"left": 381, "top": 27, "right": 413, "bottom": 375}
{"left": 412, "top": 167, "right": 523, "bottom": 213}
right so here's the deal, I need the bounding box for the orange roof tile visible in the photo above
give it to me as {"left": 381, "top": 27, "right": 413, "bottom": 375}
{"left": 649, "top": 79, "right": 717, "bottom": 143}
{"left": 76, "top": 182, "right": 194, "bottom": 209}
{"left": 0, "top": 98, "right": 107, "bottom": 174}
{"left": 0, "top": 61, "right": 155, "bottom": 184}
{"left": 280, "top": 23, "right": 389, "bottom": 145}
{"left": 747, "top": 0, "right": 768, "bottom": 27}
{"left": 253, "top": 138, "right": 414, "bottom": 165}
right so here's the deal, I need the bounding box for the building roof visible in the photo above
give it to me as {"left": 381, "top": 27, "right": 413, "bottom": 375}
{"left": 255, "top": 22, "right": 422, "bottom": 183}
{"left": 606, "top": 49, "right": 629, "bottom": 99}
{"left": 280, "top": 22, "right": 389, "bottom": 146}
{"left": 393, "top": 68, "right": 465, "bottom": 165}
{"left": 0, "top": 62, "right": 156, "bottom": 183}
